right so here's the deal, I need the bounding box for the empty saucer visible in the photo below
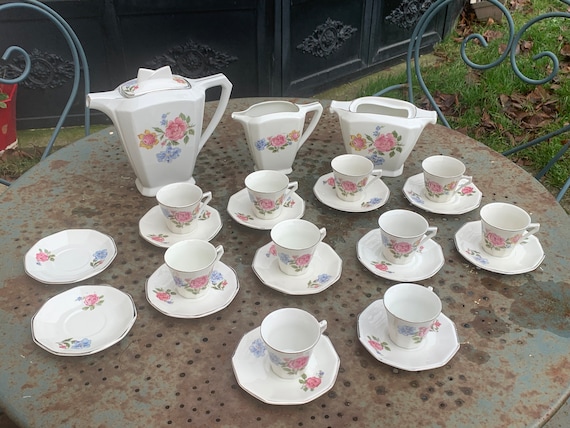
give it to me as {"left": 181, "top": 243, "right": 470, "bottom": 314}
{"left": 31, "top": 284, "right": 137, "bottom": 356}
{"left": 313, "top": 172, "right": 390, "bottom": 212}
{"left": 252, "top": 241, "right": 342, "bottom": 295}
{"left": 356, "top": 229, "right": 444, "bottom": 281}
{"left": 139, "top": 205, "right": 222, "bottom": 248}
{"left": 232, "top": 326, "right": 340, "bottom": 405}
{"left": 357, "top": 299, "right": 460, "bottom": 371}
{"left": 227, "top": 188, "right": 305, "bottom": 230}
{"left": 146, "top": 262, "right": 239, "bottom": 318}
{"left": 403, "top": 173, "right": 482, "bottom": 214}
{"left": 454, "top": 220, "right": 545, "bottom": 274}
{"left": 24, "top": 229, "right": 117, "bottom": 284}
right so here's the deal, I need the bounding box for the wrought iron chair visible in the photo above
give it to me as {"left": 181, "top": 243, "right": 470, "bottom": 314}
{"left": 0, "top": 0, "right": 90, "bottom": 186}
{"left": 375, "top": 0, "right": 570, "bottom": 202}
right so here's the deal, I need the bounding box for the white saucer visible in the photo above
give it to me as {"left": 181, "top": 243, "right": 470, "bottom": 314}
{"left": 454, "top": 220, "right": 545, "bottom": 274}
{"left": 232, "top": 327, "right": 340, "bottom": 405}
{"left": 313, "top": 172, "right": 390, "bottom": 212}
{"left": 357, "top": 299, "right": 460, "bottom": 371}
{"left": 31, "top": 285, "right": 137, "bottom": 356}
{"left": 403, "top": 173, "right": 482, "bottom": 214}
{"left": 252, "top": 241, "right": 342, "bottom": 295}
{"left": 227, "top": 188, "right": 305, "bottom": 230}
{"left": 145, "top": 262, "right": 239, "bottom": 318}
{"left": 356, "top": 229, "right": 444, "bottom": 281}
{"left": 139, "top": 205, "right": 222, "bottom": 248}
{"left": 24, "top": 229, "right": 117, "bottom": 284}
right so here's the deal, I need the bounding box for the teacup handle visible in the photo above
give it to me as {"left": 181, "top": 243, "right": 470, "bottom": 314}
{"left": 214, "top": 245, "right": 224, "bottom": 263}
{"left": 363, "top": 168, "right": 383, "bottom": 191}
{"left": 197, "top": 191, "right": 212, "bottom": 218}
{"left": 318, "top": 320, "right": 328, "bottom": 334}
{"left": 523, "top": 223, "right": 540, "bottom": 239}
{"left": 456, "top": 175, "right": 473, "bottom": 192}
{"left": 297, "top": 102, "right": 324, "bottom": 149}
{"left": 318, "top": 227, "right": 327, "bottom": 243}
{"left": 419, "top": 226, "right": 438, "bottom": 247}
{"left": 284, "top": 181, "right": 298, "bottom": 202}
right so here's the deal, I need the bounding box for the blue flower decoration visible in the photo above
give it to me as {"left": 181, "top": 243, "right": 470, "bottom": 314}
{"left": 278, "top": 253, "right": 291, "bottom": 264}
{"left": 316, "top": 273, "right": 331, "bottom": 284}
{"left": 156, "top": 146, "right": 182, "bottom": 163}
{"left": 160, "top": 113, "right": 168, "bottom": 126}
{"left": 93, "top": 249, "right": 108, "bottom": 261}
{"left": 71, "top": 338, "right": 92, "bottom": 349}
{"left": 210, "top": 270, "right": 224, "bottom": 283}
{"left": 173, "top": 276, "right": 185, "bottom": 287}
{"left": 255, "top": 139, "right": 267, "bottom": 151}
{"left": 368, "top": 154, "right": 385, "bottom": 166}
{"left": 249, "top": 338, "right": 266, "bottom": 358}
{"left": 368, "top": 197, "right": 382, "bottom": 205}
{"left": 397, "top": 325, "right": 417, "bottom": 336}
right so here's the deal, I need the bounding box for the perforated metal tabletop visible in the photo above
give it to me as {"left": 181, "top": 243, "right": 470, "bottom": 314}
{"left": 0, "top": 98, "right": 569, "bottom": 427}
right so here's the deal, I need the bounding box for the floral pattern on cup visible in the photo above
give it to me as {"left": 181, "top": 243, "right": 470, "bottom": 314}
{"left": 57, "top": 337, "right": 92, "bottom": 350}
{"left": 381, "top": 234, "right": 422, "bottom": 260}
{"left": 397, "top": 319, "right": 442, "bottom": 344}
{"left": 160, "top": 205, "right": 201, "bottom": 230}
{"left": 250, "top": 194, "right": 285, "bottom": 216}
{"left": 255, "top": 130, "right": 300, "bottom": 153}
{"left": 269, "top": 352, "right": 310, "bottom": 376}
{"left": 483, "top": 229, "right": 523, "bottom": 253}
{"left": 334, "top": 177, "right": 368, "bottom": 198}
{"left": 367, "top": 335, "right": 391, "bottom": 354}
{"left": 348, "top": 126, "right": 403, "bottom": 167}
{"left": 137, "top": 112, "right": 195, "bottom": 164}
{"left": 173, "top": 274, "right": 210, "bottom": 296}
{"left": 153, "top": 288, "right": 176, "bottom": 304}
{"left": 248, "top": 338, "right": 325, "bottom": 391}
{"left": 77, "top": 293, "right": 104, "bottom": 311}
{"left": 324, "top": 177, "right": 383, "bottom": 208}
{"left": 424, "top": 178, "right": 458, "bottom": 199}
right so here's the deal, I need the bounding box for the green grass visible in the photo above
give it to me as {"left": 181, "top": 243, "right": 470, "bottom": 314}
{"left": 358, "top": 0, "right": 570, "bottom": 194}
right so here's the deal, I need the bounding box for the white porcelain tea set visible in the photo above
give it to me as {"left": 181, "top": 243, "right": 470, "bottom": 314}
{"left": 25, "top": 67, "right": 546, "bottom": 404}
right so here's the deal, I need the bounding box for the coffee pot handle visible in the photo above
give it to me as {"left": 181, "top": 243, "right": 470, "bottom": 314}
{"left": 192, "top": 74, "right": 233, "bottom": 151}
{"left": 297, "top": 102, "right": 323, "bottom": 149}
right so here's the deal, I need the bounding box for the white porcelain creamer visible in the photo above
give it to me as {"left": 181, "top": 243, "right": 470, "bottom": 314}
{"left": 232, "top": 100, "right": 323, "bottom": 173}
{"left": 330, "top": 97, "right": 437, "bottom": 177}
{"left": 87, "top": 66, "right": 232, "bottom": 196}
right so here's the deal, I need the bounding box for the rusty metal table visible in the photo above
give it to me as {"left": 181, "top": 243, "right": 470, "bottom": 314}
{"left": 1, "top": 98, "right": 569, "bottom": 427}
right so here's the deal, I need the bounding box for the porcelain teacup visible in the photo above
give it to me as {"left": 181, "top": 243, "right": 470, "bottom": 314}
{"left": 260, "top": 307, "right": 327, "bottom": 379}
{"left": 422, "top": 155, "right": 473, "bottom": 203}
{"left": 156, "top": 182, "right": 211, "bottom": 234}
{"left": 245, "top": 170, "right": 298, "bottom": 219}
{"left": 331, "top": 154, "right": 382, "bottom": 202}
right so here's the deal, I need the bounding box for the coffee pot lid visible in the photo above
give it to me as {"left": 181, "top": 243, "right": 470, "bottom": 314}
{"left": 118, "top": 66, "right": 191, "bottom": 98}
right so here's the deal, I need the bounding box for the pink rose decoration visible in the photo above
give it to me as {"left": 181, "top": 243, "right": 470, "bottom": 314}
{"left": 165, "top": 117, "right": 188, "bottom": 141}
{"left": 350, "top": 134, "right": 367, "bottom": 150}
{"left": 510, "top": 233, "right": 523, "bottom": 244}
{"left": 427, "top": 180, "right": 444, "bottom": 194}
{"left": 269, "top": 244, "right": 277, "bottom": 256}
{"left": 461, "top": 186, "right": 474, "bottom": 195}
{"left": 295, "top": 254, "right": 312, "bottom": 267}
{"left": 189, "top": 275, "right": 209, "bottom": 290}
{"left": 392, "top": 241, "right": 413, "bottom": 255}
{"left": 340, "top": 180, "right": 358, "bottom": 193}
{"left": 486, "top": 232, "right": 505, "bottom": 247}
{"left": 369, "top": 340, "right": 384, "bottom": 351}
{"left": 374, "top": 133, "right": 397, "bottom": 152}
{"left": 36, "top": 251, "right": 49, "bottom": 263}
{"left": 155, "top": 291, "right": 171, "bottom": 302}
{"left": 304, "top": 376, "right": 322, "bottom": 389}
{"left": 151, "top": 235, "right": 165, "bottom": 242}
{"left": 287, "top": 356, "right": 310, "bottom": 370}
{"left": 326, "top": 177, "right": 335, "bottom": 186}
{"left": 374, "top": 263, "right": 389, "bottom": 271}
{"left": 418, "top": 326, "right": 430, "bottom": 338}
{"left": 83, "top": 294, "right": 100, "bottom": 307}
{"left": 257, "top": 198, "right": 276, "bottom": 210}
{"left": 174, "top": 211, "right": 193, "bottom": 223}
{"left": 269, "top": 134, "right": 287, "bottom": 148}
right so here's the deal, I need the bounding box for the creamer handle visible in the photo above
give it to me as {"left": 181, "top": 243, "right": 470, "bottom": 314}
{"left": 297, "top": 101, "right": 323, "bottom": 149}
{"left": 194, "top": 74, "right": 233, "bottom": 150}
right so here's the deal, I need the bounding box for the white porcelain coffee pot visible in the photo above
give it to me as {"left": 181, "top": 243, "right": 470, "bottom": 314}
{"left": 330, "top": 97, "right": 437, "bottom": 177}
{"left": 87, "top": 66, "right": 232, "bottom": 196}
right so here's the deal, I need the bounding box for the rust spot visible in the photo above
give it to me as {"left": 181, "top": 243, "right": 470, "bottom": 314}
{"left": 48, "top": 159, "right": 71, "bottom": 170}
{"left": 459, "top": 343, "right": 491, "bottom": 364}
